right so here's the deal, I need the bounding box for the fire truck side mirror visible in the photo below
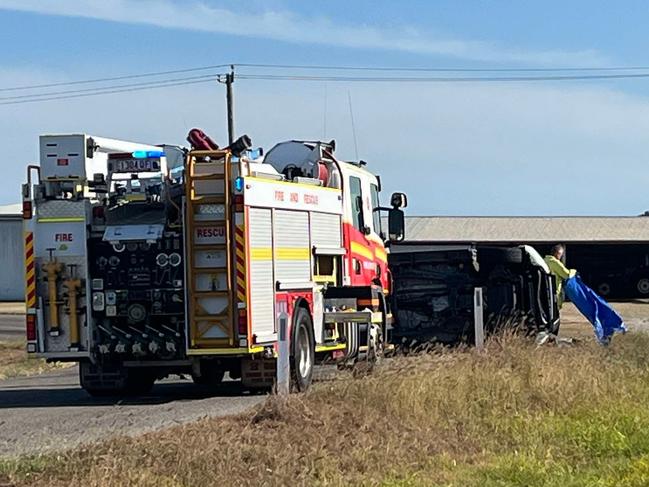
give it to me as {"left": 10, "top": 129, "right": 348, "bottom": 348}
{"left": 390, "top": 192, "right": 408, "bottom": 209}
{"left": 388, "top": 208, "right": 405, "bottom": 242}
{"left": 86, "top": 137, "right": 95, "bottom": 159}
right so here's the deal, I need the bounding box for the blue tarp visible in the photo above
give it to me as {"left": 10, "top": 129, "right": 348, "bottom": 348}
{"left": 564, "top": 275, "right": 627, "bottom": 344}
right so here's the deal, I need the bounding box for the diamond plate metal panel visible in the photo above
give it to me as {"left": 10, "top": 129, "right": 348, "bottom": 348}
{"left": 37, "top": 200, "right": 88, "bottom": 219}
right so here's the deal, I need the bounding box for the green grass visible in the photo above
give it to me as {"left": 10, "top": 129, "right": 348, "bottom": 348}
{"left": 3, "top": 332, "right": 649, "bottom": 486}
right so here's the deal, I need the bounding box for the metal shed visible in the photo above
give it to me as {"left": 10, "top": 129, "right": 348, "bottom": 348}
{"left": 396, "top": 216, "right": 649, "bottom": 299}
{"left": 0, "top": 204, "right": 23, "bottom": 301}
{"left": 402, "top": 216, "right": 649, "bottom": 244}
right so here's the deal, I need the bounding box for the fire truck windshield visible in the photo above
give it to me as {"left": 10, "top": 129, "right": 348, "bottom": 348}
{"left": 371, "top": 183, "right": 382, "bottom": 235}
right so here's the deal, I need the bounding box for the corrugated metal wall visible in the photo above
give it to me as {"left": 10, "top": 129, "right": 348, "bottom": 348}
{"left": 248, "top": 208, "right": 275, "bottom": 340}
{"left": 0, "top": 219, "right": 23, "bottom": 301}
{"left": 274, "top": 210, "right": 310, "bottom": 282}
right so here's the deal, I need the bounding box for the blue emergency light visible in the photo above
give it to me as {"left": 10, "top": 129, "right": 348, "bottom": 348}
{"left": 132, "top": 150, "right": 165, "bottom": 159}
{"left": 234, "top": 177, "right": 244, "bottom": 192}
{"left": 248, "top": 148, "right": 262, "bottom": 159}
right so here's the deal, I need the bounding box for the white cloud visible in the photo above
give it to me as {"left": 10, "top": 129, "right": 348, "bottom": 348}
{"left": 0, "top": 0, "right": 605, "bottom": 66}
{"left": 2, "top": 64, "right": 649, "bottom": 216}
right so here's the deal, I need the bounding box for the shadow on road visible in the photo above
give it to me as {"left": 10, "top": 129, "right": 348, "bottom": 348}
{"left": 0, "top": 380, "right": 262, "bottom": 409}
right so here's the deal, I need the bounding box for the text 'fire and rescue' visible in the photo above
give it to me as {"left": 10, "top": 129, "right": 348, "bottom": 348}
{"left": 274, "top": 190, "right": 319, "bottom": 205}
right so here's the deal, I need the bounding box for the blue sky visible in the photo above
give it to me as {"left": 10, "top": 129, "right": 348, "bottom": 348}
{"left": 2, "top": 1, "right": 649, "bottom": 215}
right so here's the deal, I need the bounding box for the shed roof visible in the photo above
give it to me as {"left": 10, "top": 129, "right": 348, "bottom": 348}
{"left": 401, "top": 216, "right": 649, "bottom": 244}
{"left": 0, "top": 204, "right": 21, "bottom": 220}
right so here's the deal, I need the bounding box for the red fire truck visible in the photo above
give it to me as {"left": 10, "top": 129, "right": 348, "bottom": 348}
{"left": 23, "top": 132, "right": 406, "bottom": 395}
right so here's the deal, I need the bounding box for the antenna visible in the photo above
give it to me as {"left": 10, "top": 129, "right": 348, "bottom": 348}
{"left": 323, "top": 83, "right": 328, "bottom": 139}
{"left": 347, "top": 89, "right": 359, "bottom": 160}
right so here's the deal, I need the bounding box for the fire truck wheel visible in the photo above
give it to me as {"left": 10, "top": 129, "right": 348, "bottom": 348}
{"left": 79, "top": 362, "right": 154, "bottom": 397}
{"left": 192, "top": 362, "right": 225, "bottom": 387}
{"left": 125, "top": 369, "right": 156, "bottom": 395}
{"left": 291, "top": 307, "right": 315, "bottom": 392}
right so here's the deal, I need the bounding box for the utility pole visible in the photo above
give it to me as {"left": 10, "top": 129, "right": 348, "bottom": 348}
{"left": 225, "top": 65, "right": 235, "bottom": 145}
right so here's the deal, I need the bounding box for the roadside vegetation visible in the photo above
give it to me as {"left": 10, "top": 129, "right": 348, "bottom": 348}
{"left": 0, "top": 341, "right": 68, "bottom": 380}
{"left": 3, "top": 332, "right": 649, "bottom": 486}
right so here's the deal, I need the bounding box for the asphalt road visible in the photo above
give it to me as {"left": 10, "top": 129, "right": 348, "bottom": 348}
{"left": 0, "top": 314, "right": 24, "bottom": 341}
{"left": 0, "top": 367, "right": 265, "bottom": 457}
{"left": 0, "top": 313, "right": 266, "bottom": 458}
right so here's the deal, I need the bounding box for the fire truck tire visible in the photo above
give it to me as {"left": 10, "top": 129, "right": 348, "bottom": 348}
{"left": 79, "top": 362, "right": 155, "bottom": 397}
{"left": 125, "top": 369, "right": 156, "bottom": 394}
{"left": 291, "top": 306, "right": 315, "bottom": 392}
{"left": 192, "top": 361, "right": 225, "bottom": 387}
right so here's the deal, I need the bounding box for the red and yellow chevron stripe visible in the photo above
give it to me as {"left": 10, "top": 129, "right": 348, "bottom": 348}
{"left": 25, "top": 232, "right": 36, "bottom": 308}
{"left": 235, "top": 225, "right": 246, "bottom": 303}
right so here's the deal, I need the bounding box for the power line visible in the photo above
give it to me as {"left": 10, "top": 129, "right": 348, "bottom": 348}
{"left": 0, "top": 73, "right": 223, "bottom": 101}
{"left": 236, "top": 62, "right": 649, "bottom": 73}
{"left": 0, "top": 64, "right": 230, "bottom": 92}
{"left": 4, "top": 62, "right": 649, "bottom": 93}
{"left": 236, "top": 72, "right": 649, "bottom": 82}
{"left": 6, "top": 66, "right": 649, "bottom": 107}
{"left": 0, "top": 78, "right": 218, "bottom": 106}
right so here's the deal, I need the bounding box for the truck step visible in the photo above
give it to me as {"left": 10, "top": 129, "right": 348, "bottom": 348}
{"left": 191, "top": 174, "right": 225, "bottom": 181}
{"left": 193, "top": 291, "right": 229, "bottom": 297}
{"left": 190, "top": 196, "right": 226, "bottom": 204}
{"left": 191, "top": 266, "right": 228, "bottom": 273}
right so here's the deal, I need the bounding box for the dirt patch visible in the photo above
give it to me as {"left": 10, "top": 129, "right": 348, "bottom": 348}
{"left": 0, "top": 341, "right": 70, "bottom": 380}
{"left": 559, "top": 300, "right": 649, "bottom": 340}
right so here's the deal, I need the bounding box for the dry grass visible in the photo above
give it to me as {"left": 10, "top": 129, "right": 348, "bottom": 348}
{"left": 0, "top": 341, "right": 69, "bottom": 380}
{"left": 4, "top": 332, "right": 649, "bottom": 486}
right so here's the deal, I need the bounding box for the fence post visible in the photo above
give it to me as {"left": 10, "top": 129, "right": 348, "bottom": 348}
{"left": 474, "top": 287, "right": 485, "bottom": 351}
{"left": 276, "top": 312, "right": 290, "bottom": 395}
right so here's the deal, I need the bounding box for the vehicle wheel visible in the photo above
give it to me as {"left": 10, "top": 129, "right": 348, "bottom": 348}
{"left": 79, "top": 361, "right": 122, "bottom": 397}
{"left": 192, "top": 362, "right": 225, "bottom": 387}
{"left": 124, "top": 369, "right": 155, "bottom": 395}
{"left": 637, "top": 276, "right": 649, "bottom": 296}
{"left": 597, "top": 282, "right": 611, "bottom": 297}
{"left": 291, "top": 307, "right": 315, "bottom": 392}
{"left": 80, "top": 362, "right": 154, "bottom": 397}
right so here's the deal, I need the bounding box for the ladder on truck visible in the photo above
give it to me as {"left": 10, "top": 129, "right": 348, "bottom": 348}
{"left": 185, "top": 150, "right": 235, "bottom": 350}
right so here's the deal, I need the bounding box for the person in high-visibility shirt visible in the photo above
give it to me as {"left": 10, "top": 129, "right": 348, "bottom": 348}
{"left": 544, "top": 243, "right": 577, "bottom": 308}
